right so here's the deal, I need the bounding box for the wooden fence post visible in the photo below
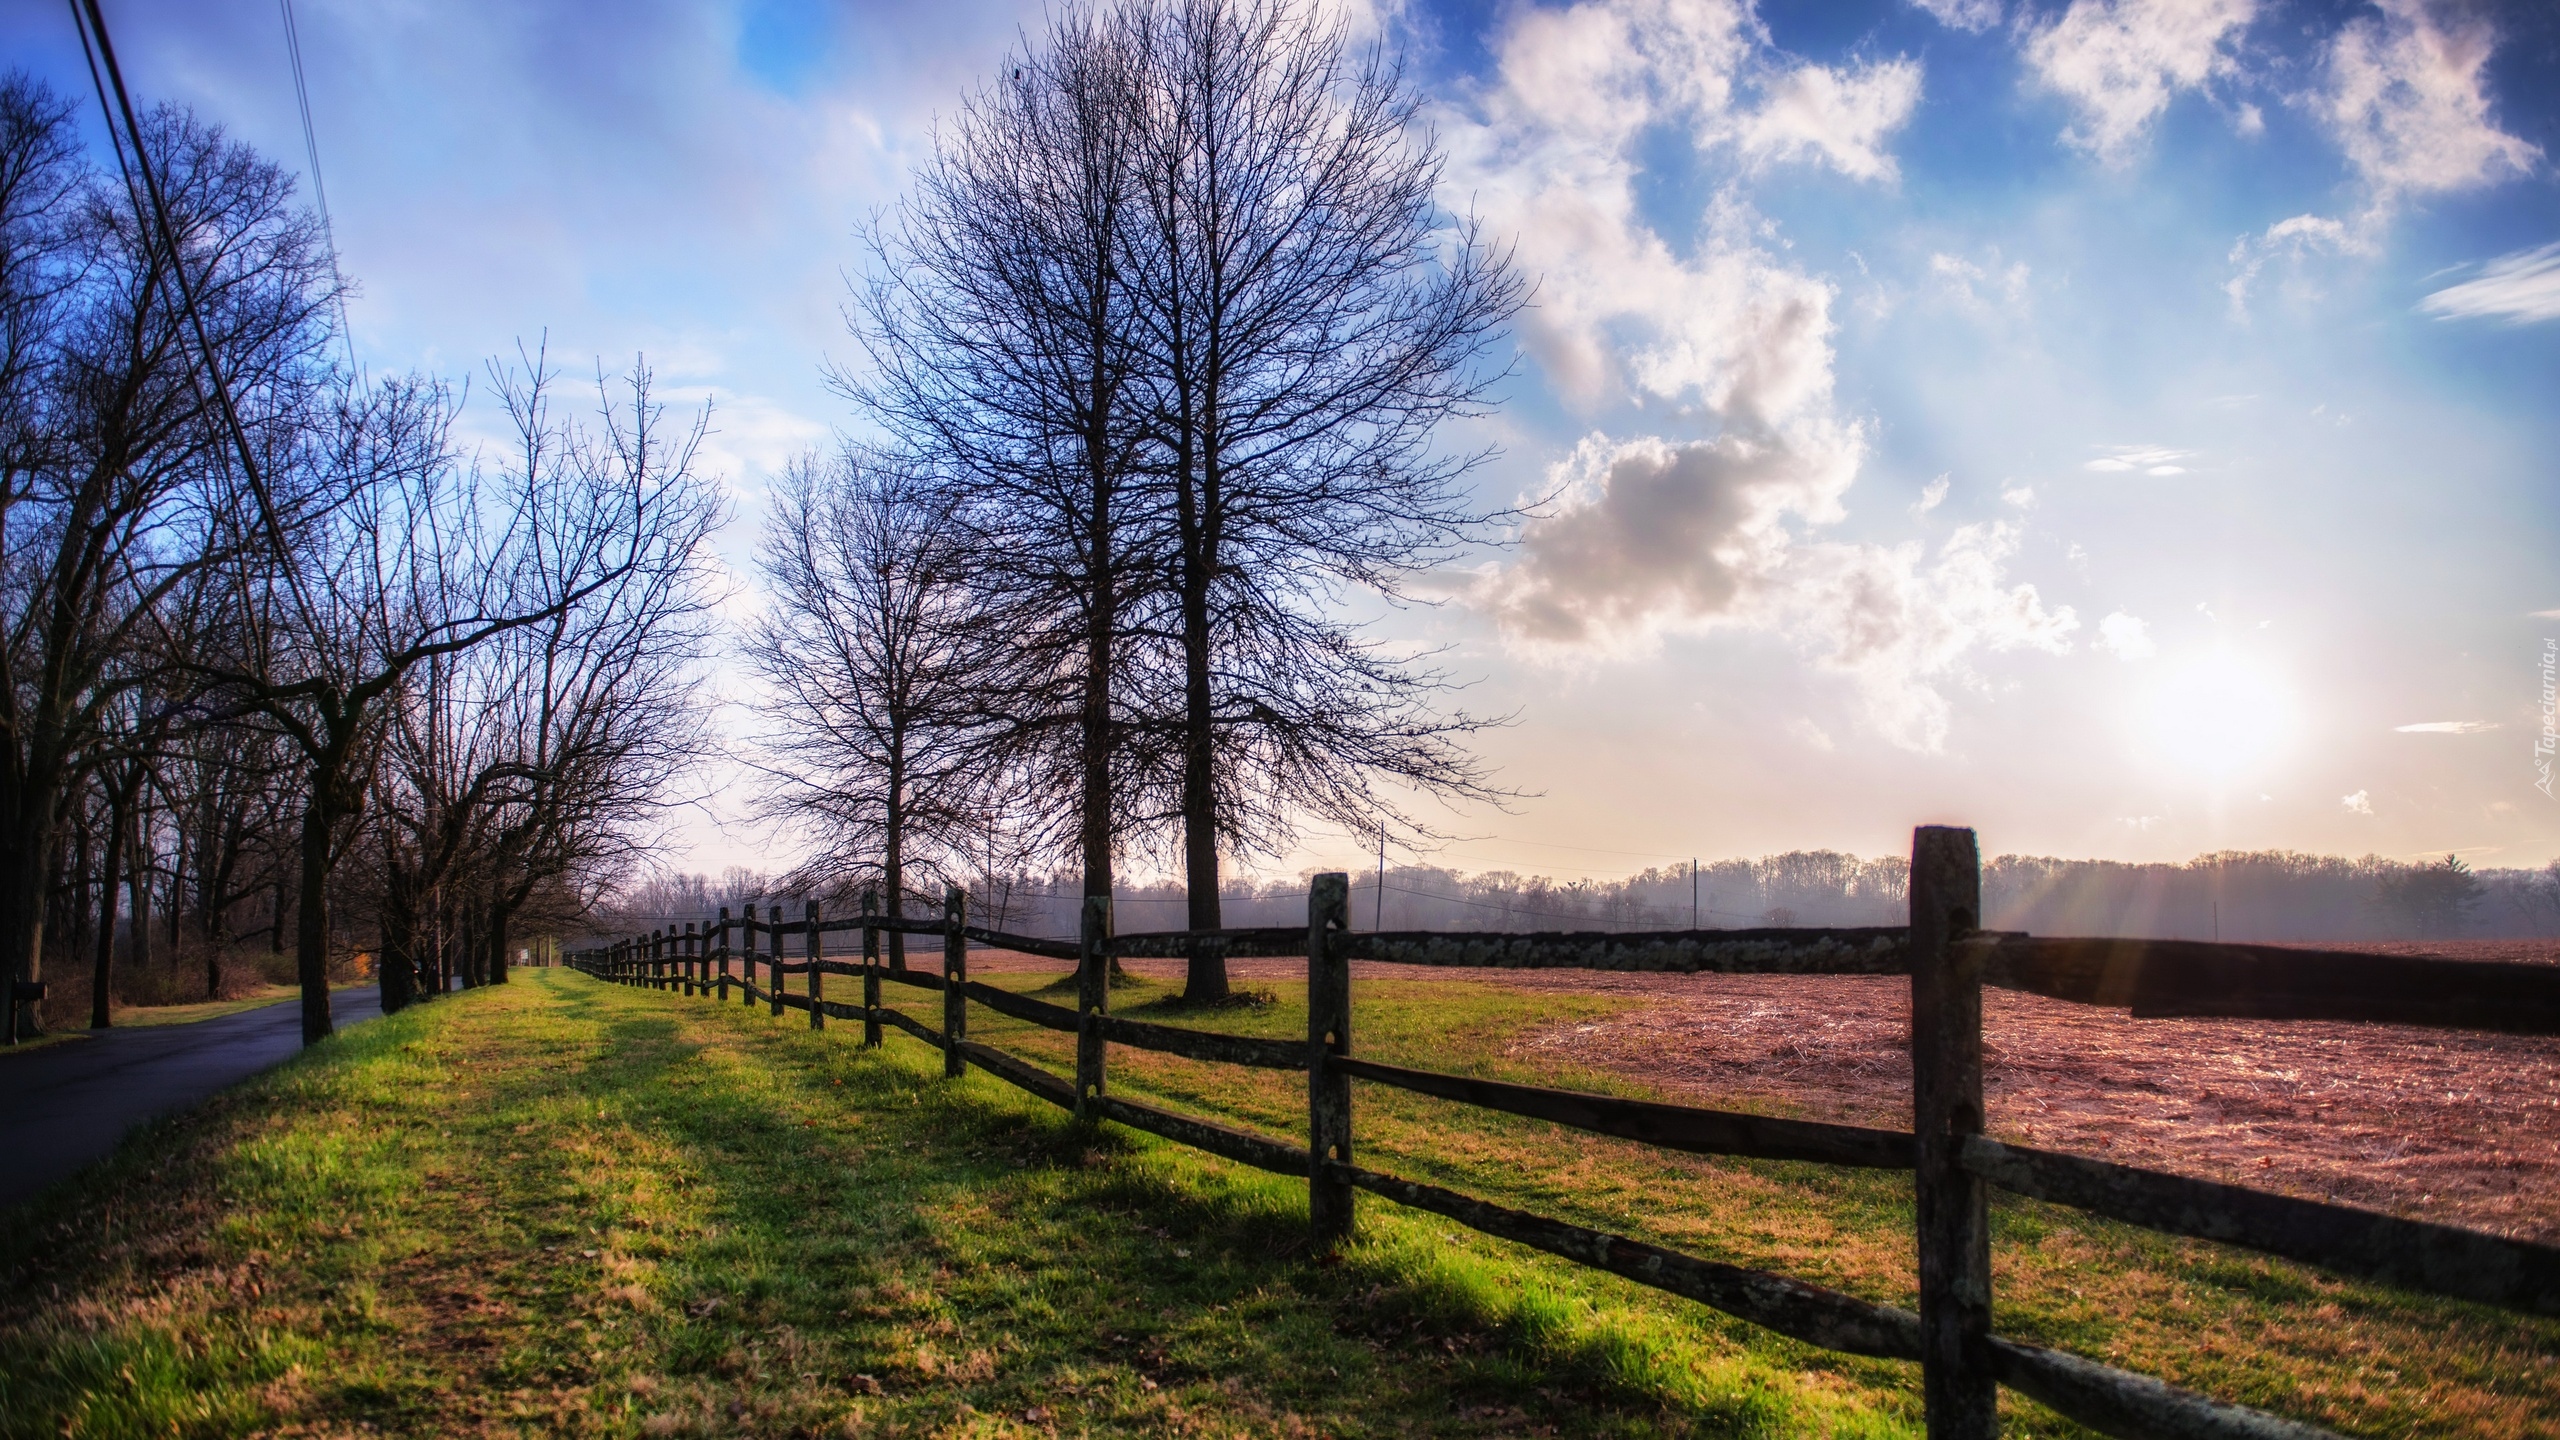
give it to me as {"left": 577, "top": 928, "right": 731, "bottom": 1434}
{"left": 685, "top": 922, "right": 699, "bottom": 996}
{"left": 1076, "top": 893, "right": 1111, "bottom": 1119}
{"left": 743, "top": 910, "right": 759, "bottom": 1006}
{"left": 717, "top": 907, "right": 732, "bottom": 1003}
{"left": 1910, "top": 825, "right": 1993, "bottom": 1439}
{"left": 943, "top": 884, "right": 967, "bottom": 1079}
{"left": 1307, "top": 872, "right": 1353, "bottom": 1244}
{"left": 862, "top": 888, "right": 883, "bottom": 1048}
{"left": 807, "top": 900, "right": 824, "bottom": 1031}
{"left": 769, "top": 905, "right": 786, "bottom": 1018}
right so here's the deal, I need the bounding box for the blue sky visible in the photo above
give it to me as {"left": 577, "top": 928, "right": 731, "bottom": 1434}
{"left": 7, "top": 0, "right": 2556, "bottom": 881}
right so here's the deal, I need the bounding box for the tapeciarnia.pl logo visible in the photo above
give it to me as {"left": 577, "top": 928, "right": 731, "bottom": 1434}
{"left": 2538, "top": 637, "right": 2556, "bottom": 800}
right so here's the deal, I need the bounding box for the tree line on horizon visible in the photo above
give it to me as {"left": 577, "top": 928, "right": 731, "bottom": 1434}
{"left": 609, "top": 846, "right": 2560, "bottom": 950}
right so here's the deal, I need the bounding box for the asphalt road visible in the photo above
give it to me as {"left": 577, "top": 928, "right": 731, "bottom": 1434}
{"left": 0, "top": 986, "right": 384, "bottom": 1211}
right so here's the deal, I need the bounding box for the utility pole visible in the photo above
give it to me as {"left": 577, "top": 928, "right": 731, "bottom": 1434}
{"left": 1692, "top": 858, "right": 1699, "bottom": 929}
{"left": 1375, "top": 822, "right": 1386, "bottom": 931}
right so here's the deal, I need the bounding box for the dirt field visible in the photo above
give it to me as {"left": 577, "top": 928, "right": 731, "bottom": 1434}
{"left": 986, "top": 941, "right": 2560, "bottom": 1244}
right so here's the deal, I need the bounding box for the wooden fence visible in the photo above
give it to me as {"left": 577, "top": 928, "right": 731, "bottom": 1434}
{"left": 568, "top": 826, "right": 2560, "bottom": 1440}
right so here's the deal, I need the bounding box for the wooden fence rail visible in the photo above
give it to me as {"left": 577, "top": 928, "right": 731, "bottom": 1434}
{"left": 569, "top": 827, "right": 2560, "bottom": 1440}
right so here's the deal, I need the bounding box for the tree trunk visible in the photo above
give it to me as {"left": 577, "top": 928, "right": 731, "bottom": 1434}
{"left": 69, "top": 807, "right": 92, "bottom": 968}
{"left": 1179, "top": 560, "right": 1226, "bottom": 1000}
{"left": 1, "top": 793, "right": 55, "bottom": 1042}
{"left": 126, "top": 806, "right": 153, "bottom": 980}
{"left": 1081, "top": 440, "right": 1116, "bottom": 912}
{"left": 885, "top": 749, "right": 908, "bottom": 973}
{"left": 380, "top": 853, "right": 415, "bottom": 1015}
{"left": 90, "top": 790, "right": 125, "bottom": 1029}
{"left": 489, "top": 905, "right": 510, "bottom": 985}
{"left": 294, "top": 793, "right": 337, "bottom": 1045}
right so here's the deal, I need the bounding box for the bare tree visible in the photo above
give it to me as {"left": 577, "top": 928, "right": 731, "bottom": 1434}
{"left": 201, "top": 355, "right": 711, "bottom": 1042}
{"left": 1120, "top": 0, "right": 1522, "bottom": 997}
{"left": 0, "top": 82, "right": 337, "bottom": 1040}
{"left": 747, "top": 449, "right": 994, "bottom": 968}
{"left": 849, "top": 8, "right": 1157, "bottom": 909}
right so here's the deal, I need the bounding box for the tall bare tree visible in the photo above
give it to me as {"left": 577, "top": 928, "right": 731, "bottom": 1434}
{"left": 0, "top": 82, "right": 336, "bottom": 1040}
{"left": 747, "top": 449, "right": 994, "bottom": 968}
{"left": 1117, "top": 0, "right": 1521, "bottom": 995}
{"left": 850, "top": 8, "right": 1157, "bottom": 910}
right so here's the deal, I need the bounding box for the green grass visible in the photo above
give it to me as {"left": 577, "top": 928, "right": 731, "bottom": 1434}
{"left": 0, "top": 968, "right": 2550, "bottom": 1438}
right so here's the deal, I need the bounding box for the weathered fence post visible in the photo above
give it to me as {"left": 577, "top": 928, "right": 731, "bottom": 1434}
{"left": 1076, "top": 893, "right": 1111, "bottom": 1118}
{"left": 717, "top": 907, "right": 732, "bottom": 1003}
{"left": 1307, "top": 872, "right": 1353, "bottom": 1244}
{"left": 807, "top": 900, "right": 824, "bottom": 1031}
{"left": 861, "top": 888, "right": 883, "bottom": 1048}
{"left": 742, "top": 910, "right": 759, "bottom": 1006}
{"left": 769, "top": 905, "right": 786, "bottom": 1018}
{"left": 685, "top": 922, "right": 699, "bottom": 996}
{"left": 943, "top": 884, "right": 967, "bottom": 1079}
{"left": 1910, "top": 825, "right": 1993, "bottom": 1439}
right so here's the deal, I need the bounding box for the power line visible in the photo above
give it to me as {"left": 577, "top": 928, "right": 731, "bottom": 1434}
{"left": 276, "top": 0, "right": 356, "bottom": 372}
{"left": 67, "top": 0, "right": 313, "bottom": 622}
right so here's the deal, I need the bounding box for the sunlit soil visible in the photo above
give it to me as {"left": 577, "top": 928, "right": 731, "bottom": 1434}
{"left": 1082, "top": 943, "right": 2560, "bottom": 1244}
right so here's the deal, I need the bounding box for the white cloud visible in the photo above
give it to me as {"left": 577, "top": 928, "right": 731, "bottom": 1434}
{"left": 1929, "top": 250, "right": 2031, "bottom": 311}
{"left": 2322, "top": 0, "right": 2539, "bottom": 198}
{"left": 2085, "top": 443, "right": 2191, "bottom": 473}
{"left": 1915, "top": 474, "right": 1951, "bottom": 513}
{"left": 2222, "top": 5, "right": 2535, "bottom": 319}
{"left": 1460, "top": 0, "right": 2063, "bottom": 751}
{"left": 1483, "top": 434, "right": 2076, "bottom": 750}
{"left": 2022, "top": 0, "right": 2258, "bottom": 160}
{"left": 2223, "top": 212, "right": 2372, "bottom": 317}
{"left": 1486, "top": 428, "right": 1860, "bottom": 651}
{"left": 1452, "top": 0, "right": 1913, "bottom": 418}
{"left": 2393, "top": 720, "right": 2499, "bottom": 733}
{"left": 1908, "top": 0, "right": 2002, "bottom": 33}
{"left": 2002, "top": 484, "right": 2036, "bottom": 507}
{"left": 1740, "top": 59, "right": 1925, "bottom": 183}
{"left": 2422, "top": 242, "right": 2560, "bottom": 325}
{"left": 2098, "top": 610, "right": 2156, "bottom": 659}
{"left": 2342, "top": 789, "right": 2374, "bottom": 814}
{"left": 1779, "top": 522, "right": 2078, "bottom": 748}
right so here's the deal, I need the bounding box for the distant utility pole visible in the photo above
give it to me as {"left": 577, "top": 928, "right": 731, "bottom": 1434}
{"left": 1692, "top": 858, "right": 1699, "bottom": 929}
{"left": 1375, "top": 822, "right": 1386, "bottom": 931}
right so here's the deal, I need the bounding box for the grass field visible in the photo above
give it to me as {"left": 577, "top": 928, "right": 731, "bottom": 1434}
{"left": 0, "top": 967, "right": 2549, "bottom": 1438}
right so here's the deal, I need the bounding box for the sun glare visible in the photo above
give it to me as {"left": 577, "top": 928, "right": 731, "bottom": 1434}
{"left": 2140, "top": 649, "right": 2299, "bottom": 781}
